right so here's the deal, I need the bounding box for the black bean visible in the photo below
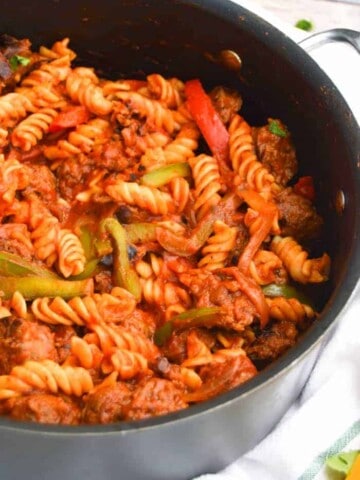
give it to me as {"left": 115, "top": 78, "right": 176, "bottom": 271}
{"left": 100, "top": 254, "right": 113, "bottom": 266}
{"left": 127, "top": 245, "right": 137, "bottom": 260}
{"left": 115, "top": 206, "right": 132, "bottom": 224}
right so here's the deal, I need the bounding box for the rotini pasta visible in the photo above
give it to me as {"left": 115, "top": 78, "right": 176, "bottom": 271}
{"left": 189, "top": 153, "right": 222, "bottom": 219}
{"left": 229, "top": 114, "right": 275, "bottom": 193}
{"left": 0, "top": 36, "right": 331, "bottom": 425}
{"left": 198, "top": 220, "right": 237, "bottom": 271}
{"left": 105, "top": 180, "right": 174, "bottom": 215}
{"left": 11, "top": 108, "right": 58, "bottom": 151}
{"left": 66, "top": 69, "right": 112, "bottom": 115}
{"left": 0, "top": 360, "right": 93, "bottom": 399}
{"left": 271, "top": 235, "right": 331, "bottom": 284}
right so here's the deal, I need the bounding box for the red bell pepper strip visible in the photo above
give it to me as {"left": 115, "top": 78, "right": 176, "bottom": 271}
{"left": 293, "top": 176, "right": 315, "bottom": 202}
{"left": 48, "top": 106, "right": 91, "bottom": 132}
{"left": 237, "top": 189, "right": 278, "bottom": 276}
{"left": 185, "top": 78, "right": 229, "bottom": 164}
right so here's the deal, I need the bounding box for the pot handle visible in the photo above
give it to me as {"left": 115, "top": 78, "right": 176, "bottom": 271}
{"left": 298, "top": 28, "right": 360, "bottom": 54}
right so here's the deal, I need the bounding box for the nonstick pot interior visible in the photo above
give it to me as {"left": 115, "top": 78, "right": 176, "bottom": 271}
{"left": 0, "top": 1, "right": 359, "bottom": 479}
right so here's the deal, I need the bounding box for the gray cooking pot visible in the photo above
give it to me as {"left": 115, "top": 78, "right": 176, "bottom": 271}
{"left": 0, "top": 1, "right": 359, "bottom": 479}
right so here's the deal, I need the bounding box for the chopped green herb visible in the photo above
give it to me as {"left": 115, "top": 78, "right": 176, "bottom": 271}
{"left": 295, "top": 19, "right": 314, "bottom": 32}
{"left": 268, "top": 119, "right": 287, "bottom": 138}
{"left": 9, "top": 54, "right": 30, "bottom": 71}
{"left": 326, "top": 451, "right": 359, "bottom": 476}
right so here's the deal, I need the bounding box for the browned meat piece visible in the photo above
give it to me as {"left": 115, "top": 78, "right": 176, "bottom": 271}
{"left": 53, "top": 325, "right": 76, "bottom": 364}
{"left": 276, "top": 188, "right": 323, "bottom": 242}
{"left": 94, "top": 270, "right": 113, "bottom": 293}
{"left": 161, "top": 328, "right": 215, "bottom": 364}
{"left": 245, "top": 319, "right": 298, "bottom": 364}
{"left": 23, "top": 164, "right": 57, "bottom": 204}
{"left": 179, "top": 270, "right": 256, "bottom": 331}
{"left": 161, "top": 330, "right": 188, "bottom": 364}
{"left": 185, "top": 354, "right": 257, "bottom": 403}
{"left": 120, "top": 309, "right": 157, "bottom": 338}
{"left": 200, "top": 354, "right": 257, "bottom": 392}
{"left": 209, "top": 86, "right": 242, "bottom": 124}
{"left": 82, "top": 383, "right": 132, "bottom": 424}
{"left": 0, "top": 52, "right": 12, "bottom": 81}
{"left": 0, "top": 34, "right": 31, "bottom": 63}
{"left": 0, "top": 222, "right": 34, "bottom": 260}
{"left": 4, "top": 394, "right": 80, "bottom": 424}
{"left": 56, "top": 157, "right": 92, "bottom": 201}
{"left": 253, "top": 120, "right": 298, "bottom": 186}
{"left": 0, "top": 34, "right": 33, "bottom": 93}
{"left": 0, "top": 318, "right": 58, "bottom": 374}
{"left": 123, "top": 377, "right": 187, "bottom": 420}
{"left": 0, "top": 238, "right": 34, "bottom": 261}
{"left": 91, "top": 140, "right": 130, "bottom": 172}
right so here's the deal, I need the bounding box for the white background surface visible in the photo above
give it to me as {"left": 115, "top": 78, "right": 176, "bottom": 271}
{"left": 253, "top": 0, "right": 360, "bottom": 31}
{"left": 237, "top": 0, "right": 360, "bottom": 122}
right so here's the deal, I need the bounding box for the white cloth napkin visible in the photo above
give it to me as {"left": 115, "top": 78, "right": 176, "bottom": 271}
{"left": 194, "top": 2, "right": 360, "bottom": 478}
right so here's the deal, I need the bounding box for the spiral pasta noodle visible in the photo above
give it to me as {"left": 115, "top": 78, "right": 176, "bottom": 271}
{"left": 271, "top": 235, "right": 331, "bottom": 284}
{"left": 0, "top": 93, "right": 34, "bottom": 128}
{"left": 56, "top": 228, "right": 86, "bottom": 277}
{"left": 0, "top": 360, "right": 93, "bottom": 399}
{"left": 11, "top": 108, "right": 58, "bottom": 151}
{"left": 66, "top": 70, "right": 112, "bottom": 116}
{"left": 229, "top": 114, "right": 275, "bottom": 193}
{"left": 104, "top": 349, "right": 149, "bottom": 380}
{"left": 189, "top": 153, "right": 222, "bottom": 219}
{"left": 198, "top": 220, "right": 237, "bottom": 271}
{"left": 266, "top": 296, "right": 316, "bottom": 323}
{"left": 116, "top": 91, "right": 179, "bottom": 134}
{"left": 89, "top": 323, "right": 159, "bottom": 361}
{"left": 31, "top": 289, "right": 136, "bottom": 326}
{"left": 21, "top": 56, "right": 71, "bottom": 88}
{"left": 0, "top": 156, "right": 30, "bottom": 203}
{"left": 105, "top": 180, "right": 174, "bottom": 215}
{"left": 39, "top": 38, "right": 77, "bottom": 60}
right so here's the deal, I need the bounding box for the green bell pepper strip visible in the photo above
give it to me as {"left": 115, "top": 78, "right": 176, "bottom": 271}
{"left": 94, "top": 237, "right": 112, "bottom": 257}
{"left": 140, "top": 163, "right": 191, "bottom": 188}
{"left": 0, "top": 276, "right": 93, "bottom": 300}
{"left": 78, "top": 225, "right": 95, "bottom": 260}
{"left": 0, "top": 251, "right": 58, "bottom": 278}
{"left": 73, "top": 225, "right": 101, "bottom": 279}
{"left": 69, "top": 258, "right": 100, "bottom": 280}
{"left": 100, "top": 218, "right": 141, "bottom": 301}
{"left": 154, "top": 321, "right": 174, "bottom": 347}
{"left": 124, "top": 223, "right": 157, "bottom": 244}
{"left": 96, "top": 223, "right": 157, "bottom": 251}
{"left": 262, "top": 283, "right": 314, "bottom": 307}
{"left": 154, "top": 307, "right": 223, "bottom": 346}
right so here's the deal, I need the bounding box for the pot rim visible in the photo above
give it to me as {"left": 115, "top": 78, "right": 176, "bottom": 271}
{"left": 1, "top": 0, "right": 359, "bottom": 435}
